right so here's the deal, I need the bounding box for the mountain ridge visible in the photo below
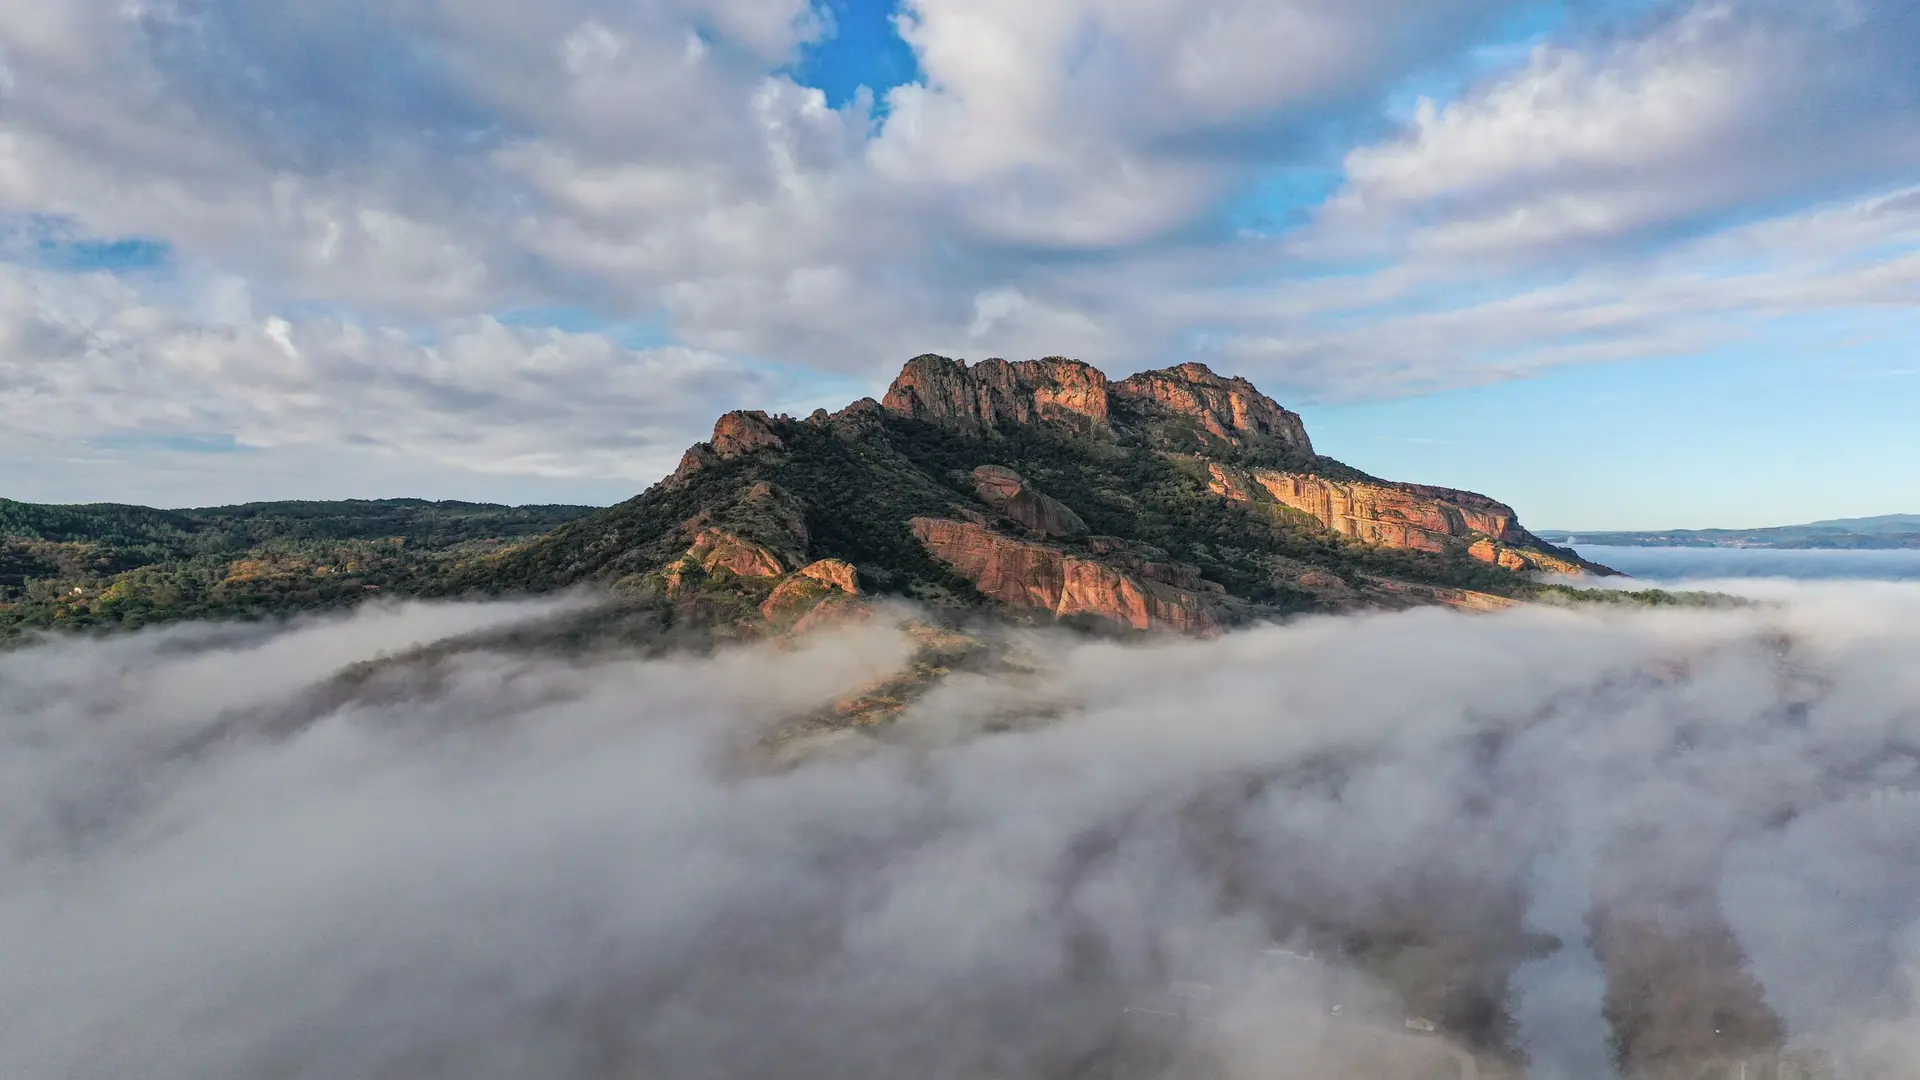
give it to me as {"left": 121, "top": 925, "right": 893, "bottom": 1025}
{"left": 451, "top": 354, "right": 1614, "bottom": 637}
{"left": 1, "top": 356, "right": 1631, "bottom": 643}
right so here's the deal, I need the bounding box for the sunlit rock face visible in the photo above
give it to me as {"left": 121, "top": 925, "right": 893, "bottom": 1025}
{"left": 665, "top": 410, "right": 787, "bottom": 487}
{"left": 468, "top": 351, "right": 1614, "bottom": 643}
{"left": 1112, "top": 362, "right": 1313, "bottom": 453}
{"left": 877, "top": 355, "right": 1591, "bottom": 579}
{"left": 910, "top": 516, "right": 1222, "bottom": 635}
{"left": 1207, "top": 464, "right": 1591, "bottom": 575}
{"left": 880, "top": 354, "right": 1313, "bottom": 454}
{"left": 760, "top": 558, "right": 861, "bottom": 623}
{"left": 881, "top": 354, "right": 1114, "bottom": 433}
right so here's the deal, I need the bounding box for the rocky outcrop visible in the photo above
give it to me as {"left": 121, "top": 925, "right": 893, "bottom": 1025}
{"left": 1431, "top": 588, "right": 1523, "bottom": 613}
{"left": 666, "top": 410, "right": 788, "bottom": 487}
{"left": 910, "top": 517, "right": 1220, "bottom": 635}
{"left": 1480, "top": 543, "right": 1592, "bottom": 577}
{"left": 1364, "top": 579, "right": 1524, "bottom": 612}
{"left": 797, "top": 557, "right": 858, "bottom": 593}
{"left": 660, "top": 528, "right": 788, "bottom": 600}
{"left": 711, "top": 410, "right": 785, "bottom": 457}
{"left": 1208, "top": 464, "right": 1593, "bottom": 575}
{"left": 665, "top": 445, "right": 719, "bottom": 488}
{"left": 1113, "top": 362, "right": 1313, "bottom": 452}
{"left": 761, "top": 558, "right": 861, "bottom": 621}
{"left": 687, "top": 528, "right": 787, "bottom": 579}
{"left": 880, "top": 355, "right": 1314, "bottom": 454}
{"left": 972, "top": 465, "right": 1087, "bottom": 538}
{"left": 882, "top": 355, "right": 1112, "bottom": 432}
{"left": 1222, "top": 466, "right": 1494, "bottom": 550}
{"left": 790, "top": 595, "right": 869, "bottom": 633}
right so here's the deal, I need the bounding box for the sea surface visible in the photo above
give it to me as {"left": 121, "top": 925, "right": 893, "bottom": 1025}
{"left": 1572, "top": 544, "right": 1920, "bottom": 582}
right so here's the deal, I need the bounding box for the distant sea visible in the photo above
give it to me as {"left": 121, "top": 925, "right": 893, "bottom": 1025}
{"left": 1572, "top": 545, "right": 1920, "bottom": 582}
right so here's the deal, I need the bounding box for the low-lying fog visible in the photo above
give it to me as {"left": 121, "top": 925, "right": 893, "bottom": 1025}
{"left": 5, "top": 586, "right": 1920, "bottom": 1079}
{"left": 1574, "top": 545, "right": 1920, "bottom": 582}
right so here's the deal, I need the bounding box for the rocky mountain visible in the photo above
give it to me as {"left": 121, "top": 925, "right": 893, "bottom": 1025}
{"left": 456, "top": 355, "right": 1612, "bottom": 637}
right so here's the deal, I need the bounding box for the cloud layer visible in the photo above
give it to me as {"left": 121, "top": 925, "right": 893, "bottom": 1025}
{"left": 1, "top": 0, "right": 1917, "bottom": 496}
{"left": 0, "top": 262, "right": 818, "bottom": 486}
{"left": 7, "top": 587, "right": 1920, "bottom": 1077}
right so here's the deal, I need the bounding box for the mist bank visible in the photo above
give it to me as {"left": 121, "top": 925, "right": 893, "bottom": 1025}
{"left": 5, "top": 589, "right": 1920, "bottom": 1078}
{"left": 1572, "top": 545, "right": 1920, "bottom": 583}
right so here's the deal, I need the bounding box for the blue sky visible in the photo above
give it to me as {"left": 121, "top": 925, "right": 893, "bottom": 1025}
{"left": 790, "top": 0, "right": 922, "bottom": 108}
{"left": 1308, "top": 334, "right": 1920, "bottom": 530}
{"left": 0, "top": 0, "right": 1915, "bottom": 528}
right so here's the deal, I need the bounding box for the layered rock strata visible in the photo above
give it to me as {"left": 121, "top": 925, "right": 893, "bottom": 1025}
{"left": 909, "top": 517, "right": 1221, "bottom": 635}
{"left": 1112, "top": 362, "right": 1312, "bottom": 451}
{"left": 1207, "top": 464, "right": 1588, "bottom": 575}
{"left": 686, "top": 528, "right": 786, "bottom": 578}
{"left": 761, "top": 558, "right": 861, "bottom": 622}
{"left": 882, "top": 355, "right": 1112, "bottom": 432}
{"left": 661, "top": 528, "right": 789, "bottom": 600}
{"left": 881, "top": 354, "right": 1310, "bottom": 451}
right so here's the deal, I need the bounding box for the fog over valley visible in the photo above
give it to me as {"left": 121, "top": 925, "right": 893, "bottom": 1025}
{"left": 1570, "top": 547, "right": 1920, "bottom": 584}
{"left": 5, "top": 587, "right": 1919, "bottom": 1078}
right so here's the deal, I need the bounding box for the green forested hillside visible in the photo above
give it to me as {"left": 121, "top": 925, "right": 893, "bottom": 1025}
{"left": 0, "top": 498, "right": 598, "bottom": 639}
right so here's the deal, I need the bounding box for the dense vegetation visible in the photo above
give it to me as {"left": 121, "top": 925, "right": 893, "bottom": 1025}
{"left": 0, "top": 498, "right": 597, "bottom": 641}
{"left": 1533, "top": 583, "right": 1744, "bottom": 609}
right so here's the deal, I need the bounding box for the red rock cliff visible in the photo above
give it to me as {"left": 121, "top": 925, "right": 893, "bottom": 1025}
{"left": 910, "top": 517, "right": 1220, "bottom": 635}
{"left": 881, "top": 355, "right": 1111, "bottom": 431}
{"left": 1113, "top": 362, "right": 1313, "bottom": 452}
{"left": 1208, "top": 464, "right": 1588, "bottom": 575}
{"left": 880, "top": 355, "right": 1313, "bottom": 455}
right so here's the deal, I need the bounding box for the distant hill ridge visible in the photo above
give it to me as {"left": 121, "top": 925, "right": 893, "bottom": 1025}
{"left": 0, "top": 498, "right": 599, "bottom": 638}
{"left": 1550, "top": 513, "right": 1920, "bottom": 549}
